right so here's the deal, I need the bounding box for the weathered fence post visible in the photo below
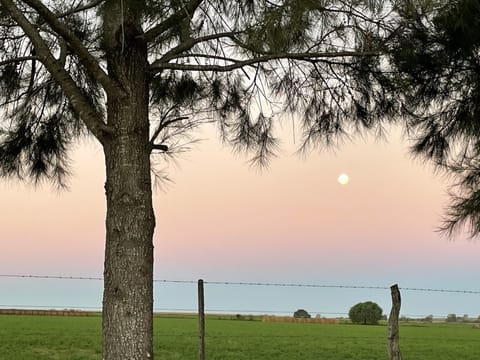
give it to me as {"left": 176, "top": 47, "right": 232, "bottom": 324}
{"left": 387, "top": 284, "right": 402, "bottom": 360}
{"left": 198, "top": 279, "right": 205, "bottom": 360}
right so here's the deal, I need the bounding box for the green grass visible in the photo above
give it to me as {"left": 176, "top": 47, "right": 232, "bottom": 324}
{"left": 0, "top": 314, "right": 479, "bottom": 359}
{"left": 0, "top": 315, "right": 102, "bottom": 360}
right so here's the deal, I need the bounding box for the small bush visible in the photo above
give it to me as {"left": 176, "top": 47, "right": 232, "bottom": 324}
{"left": 293, "top": 309, "right": 311, "bottom": 318}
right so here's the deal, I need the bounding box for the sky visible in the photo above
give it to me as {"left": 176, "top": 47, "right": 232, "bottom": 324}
{"left": 0, "top": 123, "right": 479, "bottom": 318}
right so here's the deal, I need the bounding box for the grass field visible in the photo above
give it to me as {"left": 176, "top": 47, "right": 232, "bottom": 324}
{"left": 0, "top": 314, "right": 479, "bottom": 359}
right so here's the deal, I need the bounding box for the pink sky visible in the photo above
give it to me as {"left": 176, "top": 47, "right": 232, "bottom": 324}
{"left": 1, "top": 125, "right": 478, "bottom": 315}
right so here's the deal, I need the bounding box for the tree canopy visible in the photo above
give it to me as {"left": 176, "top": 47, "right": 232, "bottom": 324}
{"left": 349, "top": 301, "right": 383, "bottom": 325}
{"left": 0, "top": 0, "right": 396, "bottom": 184}
{"left": 294, "top": 308, "right": 311, "bottom": 318}
{"left": 388, "top": 0, "right": 480, "bottom": 237}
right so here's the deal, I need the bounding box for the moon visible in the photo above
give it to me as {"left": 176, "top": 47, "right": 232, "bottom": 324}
{"left": 338, "top": 173, "right": 349, "bottom": 185}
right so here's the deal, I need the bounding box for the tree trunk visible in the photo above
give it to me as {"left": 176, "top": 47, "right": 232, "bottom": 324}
{"left": 387, "top": 284, "right": 402, "bottom": 360}
{"left": 102, "top": 1, "right": 154, "bottom": 359}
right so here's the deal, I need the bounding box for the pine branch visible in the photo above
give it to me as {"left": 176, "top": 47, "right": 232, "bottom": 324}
{"left": 0, "top": 0, "right": 113, "bottom": 141}
{"left": 150, "top": 116, "right": 189, "bottom": 144}
{"left": 0, "top": 55, "right": 38, "bottom": 66}
{"left": 142, "top": 0, "right": 203, "bottom": 43}
{"left": 57, "top": 0, "right": 105, "bottom": 19}
{"left": 151, "top": 144, "right": 169, "bottom": 152}
{"left": 20, "top": 0, "right": 121, "bottom": 97}
{"left": 155, "top": 31, "right": 241, "bottom": 63}
{"left": 150, "top": 50, "right": 380, "bottom": 74}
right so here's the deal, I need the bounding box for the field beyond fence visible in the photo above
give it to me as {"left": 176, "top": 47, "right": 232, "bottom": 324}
{"left": 1, "top": 275, "right": 479, "bottom": 359}
{"left": 1, "top": 313, "right": 480, "bottom": 360}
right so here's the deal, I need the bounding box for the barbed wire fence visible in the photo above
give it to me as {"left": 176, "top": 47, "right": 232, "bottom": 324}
{"left": 0, "top": 274, "right": 479, "bottom": 318}
{"left": 1, "top": 274, "right": 480, "bottom": 360}
{"left": 2, "top": 274, "right": 479, "bottom": 293}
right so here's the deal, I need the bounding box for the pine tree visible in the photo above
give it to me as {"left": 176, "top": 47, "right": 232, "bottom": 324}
{"left": 0, "top": 1, "right": 393, "bottom": 358}
{"left": 388, "top": 0, "right": 480, "bottom": 238}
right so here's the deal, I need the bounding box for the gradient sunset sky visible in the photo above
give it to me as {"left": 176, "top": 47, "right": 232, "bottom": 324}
{"left": 1, "top": 124, "right": 478, "bottom": 317}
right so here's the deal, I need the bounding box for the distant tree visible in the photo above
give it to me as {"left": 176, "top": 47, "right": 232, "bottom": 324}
{"left": 446, "top": 314, "right": 457, "bottom": 323}
{"left": 294, "top": 309, "right": 311, "bottom": 319}
{"left": 349, "top": 301, "right": 383, "bottom": 325}
{"left": 387, "top": 0, "right": 480, "bottom": 238}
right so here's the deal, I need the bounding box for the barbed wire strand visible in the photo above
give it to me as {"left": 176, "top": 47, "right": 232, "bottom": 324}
{"left": 1, "top": 274, "right": 479, "bottom": 294}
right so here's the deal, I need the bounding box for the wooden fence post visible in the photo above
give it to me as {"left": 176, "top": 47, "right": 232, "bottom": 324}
{"left": 198, "top": 279, "right": 205, "bottom": 360}
{"left": 387, "top": 284, "right": 402, "bottom": 360}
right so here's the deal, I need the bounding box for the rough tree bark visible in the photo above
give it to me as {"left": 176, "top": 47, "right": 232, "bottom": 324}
{"left": 387, "top": 284, "right": 402, "bottom": 360}
{"left": 102, "top": 1, "right": 154, "bottom": 359}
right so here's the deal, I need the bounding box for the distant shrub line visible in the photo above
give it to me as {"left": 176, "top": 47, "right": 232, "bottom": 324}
{"left": 0, "top": 309, "right": 98, "bottom": 316}
{"left": 263, "top": 316, "right": 338, "bottom": 324}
